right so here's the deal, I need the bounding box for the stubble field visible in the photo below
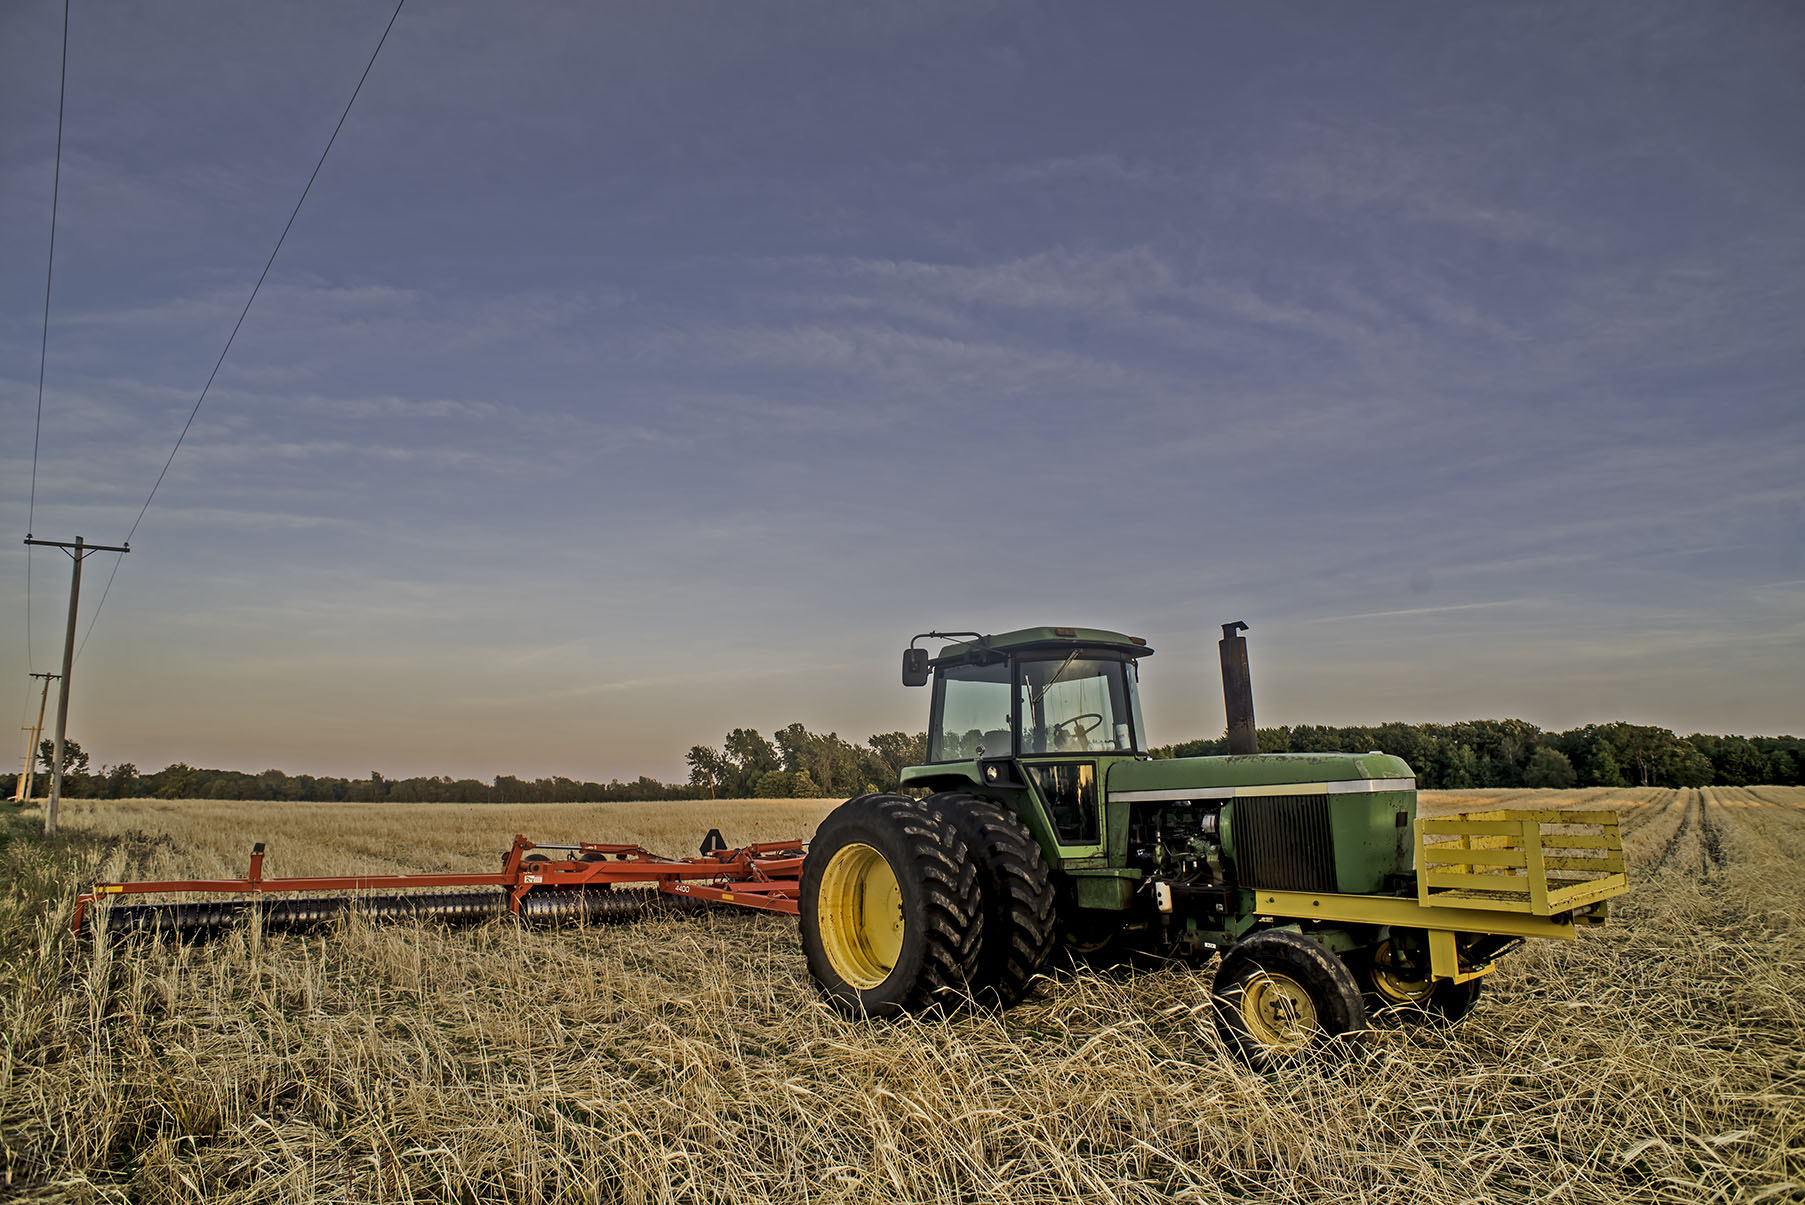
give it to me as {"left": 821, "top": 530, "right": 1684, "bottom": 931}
{"left": 2, "top": 787, "right": 1802, "bottom": 1203}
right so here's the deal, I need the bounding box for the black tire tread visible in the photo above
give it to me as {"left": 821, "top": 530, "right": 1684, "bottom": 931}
{"left": 1212, "top": 928, "right": 1369, "bottom": 1069}
{"left": 926, "top": 792, "right": 1058, "bottom": 1007}
{"left": 800, "top": 793, "right": 983, "bottom": 1017}
{"left": 1425, "top": 976, "right": 1484, "bottom": 1023}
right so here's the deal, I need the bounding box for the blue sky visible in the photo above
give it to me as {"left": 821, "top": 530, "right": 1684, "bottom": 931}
{"left": 3, "top": 1, "right": 1801, "bottom": 781}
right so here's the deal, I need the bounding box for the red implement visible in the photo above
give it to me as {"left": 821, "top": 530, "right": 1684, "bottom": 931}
{"left": 72, "top": 832, "right": 806, "bottom": 936}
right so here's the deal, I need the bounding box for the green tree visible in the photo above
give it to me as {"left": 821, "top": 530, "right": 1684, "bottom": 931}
{"left": 1670, "top": 745, "right": 1714, "bottom": 788}
{"left": 1766, "top": 750, "right": 1798, "bottom": 785}
{"left": 722, "top": 729, "right": 780, "bottom": 794}
{"left": 1584, "top": 742, "right": 1627, "bottom": 787}
{"left": 1372, "top": 722, "right": 1441, "bottom": 784}
{"left": 865, "top": 731, "right": 927, "bottom": 790}
{"left": 686, "top": 745, "right": 730, "bottom": 797}
{"left": 1152, "top": 736, "right": 1228, "bottom": 759}
{"left": 1440, "top": 744, "right": 1480, "bottom": 789}
{"left": 773, "top": 723, "right": 852, "bottom": 795}
{"left": 37, "top": 737, "right": 88, "bottom": 776}
{"left": 150, "top": 763, "right": 197, "bottom": 799}
{"left": 1596, "top": 723, "right": 1700, "bottom": 787}
{"left": 99, "top": 763, "right": 139, "bottom": 798}
{"left": 752, "top": 769, "right": 821, "bottom": 798}
{"left": 1522, "top": 747, "right": 1577, "bottom": 789}
{"left": 1710, "top": 737, "right": 1768, "bottom": 786}
{"left": 1449, "top": 719, "right": 1541, "bottom": 786}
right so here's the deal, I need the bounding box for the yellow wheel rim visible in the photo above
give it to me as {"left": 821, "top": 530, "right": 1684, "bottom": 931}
{"left": 817, "top": 842, "right": 905, "bottom": 989}
{"left": 1240, "top": 972, "right": 1319, "bottom": 1047}
{"left": 1370, "top": 939, "right": 1432, "bottom": 1005}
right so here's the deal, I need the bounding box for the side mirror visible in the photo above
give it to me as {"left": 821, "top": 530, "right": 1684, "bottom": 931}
{"left": 902, "top": 648, "right": 930, "bottom": 687}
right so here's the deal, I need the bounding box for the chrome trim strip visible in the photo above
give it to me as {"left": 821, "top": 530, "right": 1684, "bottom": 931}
{"left": 1109, "top": 777, "right": 1416, "bottom": 804}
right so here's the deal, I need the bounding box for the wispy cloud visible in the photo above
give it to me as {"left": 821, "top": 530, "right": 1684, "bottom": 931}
{"left": 1246, "top": 118, "right": 1583, "bottom": 250}
{"left": 1303, "top": 600, "right": 1528, "bottom": 624}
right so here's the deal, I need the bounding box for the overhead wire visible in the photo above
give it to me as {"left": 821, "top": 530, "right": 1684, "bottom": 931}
{"left": 16, "top": 0, "right": 72, "bottom": 766}
{"left": 71, "top": 0, "right": 409, "bottom": 664}
{"left": 24, "top": 0, "right": 72, "bottom": 682}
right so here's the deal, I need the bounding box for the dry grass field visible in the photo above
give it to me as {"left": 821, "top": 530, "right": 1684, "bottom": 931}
{"left": 3, "top": 788, "right": 1802, "bottom": 1203}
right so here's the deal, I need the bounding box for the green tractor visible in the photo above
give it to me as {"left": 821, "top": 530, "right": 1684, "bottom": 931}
{"left": 798, "top": 623, "right": 1627, "bottom": 1064}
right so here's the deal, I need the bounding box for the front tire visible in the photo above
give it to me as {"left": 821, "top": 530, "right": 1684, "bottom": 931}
{"left": 800, "top": 794, "right": 983, "bottom": 1018}
{"left": 1212, "top": 929, "right": 1368, "bottom": 1069}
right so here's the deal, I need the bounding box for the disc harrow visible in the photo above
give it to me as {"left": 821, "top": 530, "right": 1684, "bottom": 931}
{"left": 73, "top": 832, "right": 805, "bottom": 940}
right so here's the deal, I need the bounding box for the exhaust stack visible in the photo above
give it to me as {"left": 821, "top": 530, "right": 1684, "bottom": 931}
{"left": 1219, "top": 620, "right": 1257, "bottom": 755}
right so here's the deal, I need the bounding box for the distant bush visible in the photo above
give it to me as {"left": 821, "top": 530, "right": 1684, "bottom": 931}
{"left": 1523, "top": 747, "right": 1577, "bottom": 789}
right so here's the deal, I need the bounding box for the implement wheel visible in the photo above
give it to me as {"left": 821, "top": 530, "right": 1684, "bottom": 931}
{"left": 800, "top": 794, "right": 982, "bottom": 1018}
{"left": 1212, "top": 929, "right": 1368, "bottom": 1069}
{"left": 1360, "top": 934, "right": 1486, "bottom": 1024}
{"left": 926, "top": 792, "right": 1057, "bottom": 1007}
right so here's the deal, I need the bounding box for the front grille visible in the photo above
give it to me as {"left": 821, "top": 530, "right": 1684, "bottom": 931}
{"left": 1234, "top": 794, "right": 1336, "bottom": 893}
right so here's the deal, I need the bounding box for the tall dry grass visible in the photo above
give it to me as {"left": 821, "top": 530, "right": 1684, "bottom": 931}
{"left": 2, "top": 788, "right": 1801, "bottom": 1203}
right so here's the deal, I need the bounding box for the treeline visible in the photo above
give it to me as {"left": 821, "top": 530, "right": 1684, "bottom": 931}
{"left": 28, "top": 726, "right": 932, "bottom": 803}
{"left": 1153, "top": 721, "right": 1804, "bottom": 790}
{"left": 29, "top": 740, "right": 693, "bottom": 803}
{"left": 685, "top": 727, "right": 928, "bottom": 798}
{"left": 26, "top": 719, "right": 1801, "bottom": 804}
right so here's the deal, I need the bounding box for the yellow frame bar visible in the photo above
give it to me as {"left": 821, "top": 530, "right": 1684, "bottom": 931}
{"left": 1251, "top": 888, "right": 1581, "bottom": 982}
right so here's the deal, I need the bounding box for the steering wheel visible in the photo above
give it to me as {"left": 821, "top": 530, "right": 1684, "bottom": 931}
{"left": 1051, "top": 713, "right": 1105, "bottom": 740}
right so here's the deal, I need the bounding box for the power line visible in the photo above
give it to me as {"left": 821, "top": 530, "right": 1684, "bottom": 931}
{"left": 25, "top": 0, "right": 73, "bottom": 678}
{"left": 123, "top": 0, "right": 408, "bottom": 548}
{"left": 72, "top": 0, "right": 409, "bottom": 660}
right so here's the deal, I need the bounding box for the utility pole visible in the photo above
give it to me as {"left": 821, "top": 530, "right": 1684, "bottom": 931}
{"left": 14, "top": 671, "right": 59, "bottom": 803}
{"left": 24, "top": 535, "right": 129, "bottom": 834}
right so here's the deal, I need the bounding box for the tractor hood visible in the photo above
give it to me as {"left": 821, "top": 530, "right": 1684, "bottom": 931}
{"left": 1108, "top": 751, "right": 1414, "bottom": 797}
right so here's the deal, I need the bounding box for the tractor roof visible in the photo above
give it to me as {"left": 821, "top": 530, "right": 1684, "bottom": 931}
{"left": 931, "top": 626, "right": 1153, "bottom": 665}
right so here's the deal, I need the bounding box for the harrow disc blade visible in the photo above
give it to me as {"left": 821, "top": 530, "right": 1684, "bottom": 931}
{"left": 518, "top": 887, "right": 650, "bottom": 926}
{"left": 99, "top": 886, "right": 649, "bottom": 940}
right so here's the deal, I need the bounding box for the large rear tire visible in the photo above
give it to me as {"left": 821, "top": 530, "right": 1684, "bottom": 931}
{"left": 800, "top": 794, "right": 982, "bottom": 1018}
{"left": 925, "top": 792, "right": 1057, "bottom": 1007}
{"left": 1212, "top": 929, "right": 1368, "bottom": 1069}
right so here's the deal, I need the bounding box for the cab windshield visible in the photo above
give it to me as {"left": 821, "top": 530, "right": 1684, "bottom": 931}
{"left": 1017, "top": 655, "right": 1138, "bottom": 754}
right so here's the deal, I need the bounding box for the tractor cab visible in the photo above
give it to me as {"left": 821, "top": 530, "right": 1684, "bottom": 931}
{"left": 899, "top": 627, "right": 1153, "bottom": 864}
